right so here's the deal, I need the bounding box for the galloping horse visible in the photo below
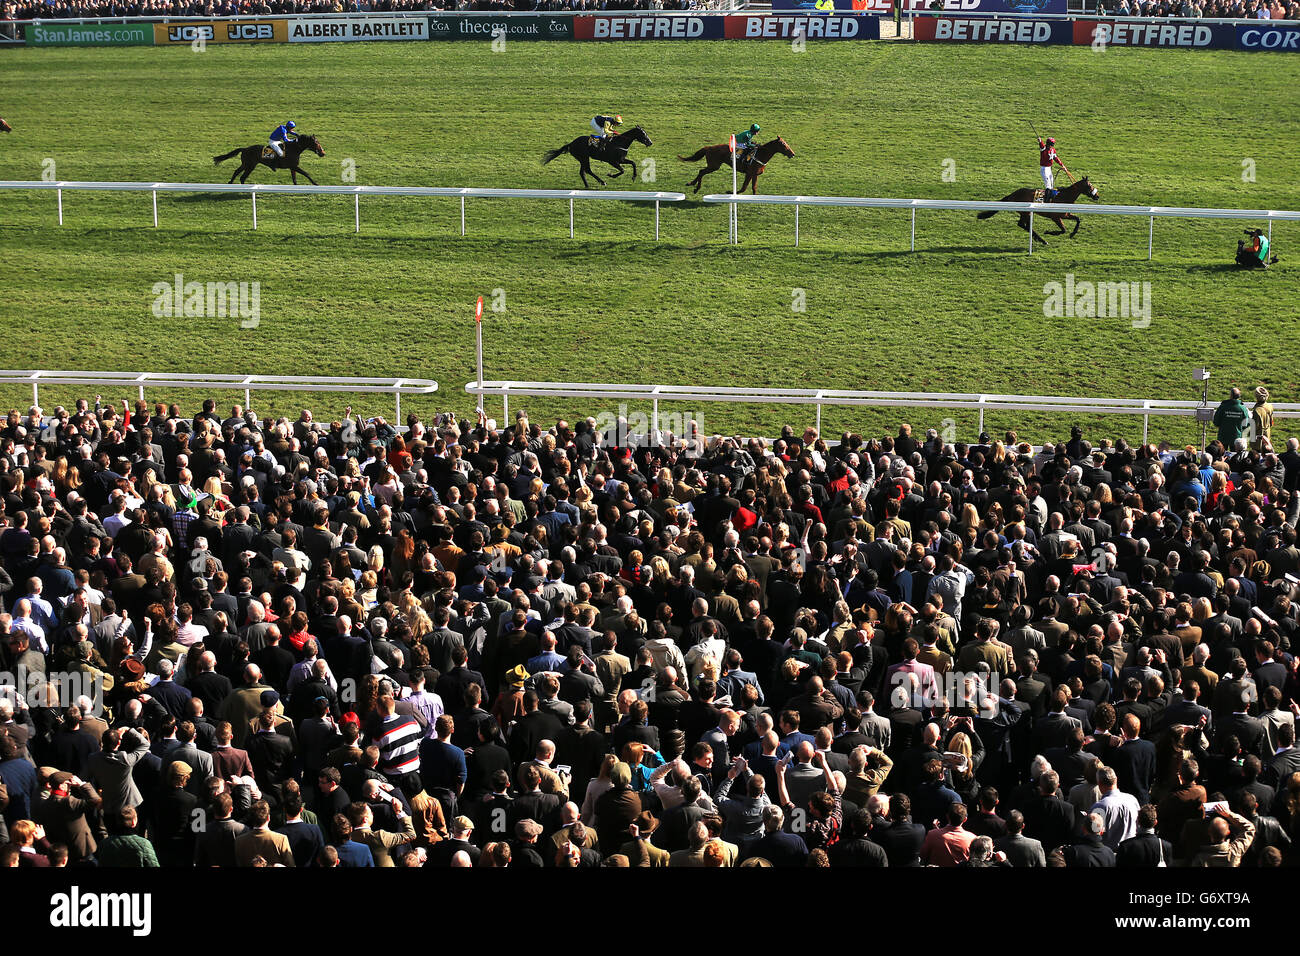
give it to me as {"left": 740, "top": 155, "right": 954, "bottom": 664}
{"left": 213, "top": 134, "right": 326, "bottom": 185}
{"left": 678, "top": 137, "right": 795, "bottom": 194}
{"left": 542, "top": 125, "right": 654, "bottom": 188}
{"left": 976, "top": 176, "right": 1100, "bottom": 246}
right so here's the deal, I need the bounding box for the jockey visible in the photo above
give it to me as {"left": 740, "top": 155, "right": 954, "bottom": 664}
{"left": 734, "top": 123, "right": 761, "bottom": 165}
{"left": 1037, "top": 136, "right": 1072, "bottom": 201}
{"left": 590, "top": 114, "right": 622, "bottom": 147}
{"left": 269, "top": 120, "right": 298, "bottom": 159}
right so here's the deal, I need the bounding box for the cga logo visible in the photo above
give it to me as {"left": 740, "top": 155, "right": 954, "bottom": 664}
{"left": 167, "top": 24, "right": 213, "bottom": 41}
{"left": 428, "top": 17, "right": 451, "bottom": 33}
{"left": 228, "top": 23, "right": 273, "bottom": 39}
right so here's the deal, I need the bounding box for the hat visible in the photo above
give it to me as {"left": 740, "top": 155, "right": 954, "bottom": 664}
{"left": 515, "top": 819, "right": 544, "bottom": 840}
{"left": 1257, "top": 386, "right": 1269, "bottom": 402}
{"left": 121, "top": 658, "right": 145, "bottom": 679}
{"left": 260, "top": 690, "right": 280, "bottom": 709}
{"left": 505, "top": 665, "right": 529, "bottom": 690}
{"left": 453, "top": 815, "right": 475, "bottom": 833}
{"left": 633, "top": 810, "right": 659, "bottom": 834}
{"left": 342, "top": 711, "right": 360, "bottom": 726}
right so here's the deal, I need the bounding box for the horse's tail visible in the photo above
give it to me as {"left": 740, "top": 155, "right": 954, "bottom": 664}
{"left": 213, "top": 148, "right": 242, "bottom": 166}
{"left": 977, "top": 194, "right": 1018, "bottom": 220}
{"left": 542, "top": 143, "right": 569, "bottom": 166}
{"left": 677, "top": 148, "right": 708, "bottom": 163}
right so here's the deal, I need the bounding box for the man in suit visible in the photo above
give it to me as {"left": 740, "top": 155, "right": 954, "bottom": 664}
{"left": 994, "top": 810, "right": 1046, "bottom": 867}
{"left": 82, "top": 726, "right": 151, "bottom": 817}
{"left": 871, "top": 793, "right": 925, "bottom": 867}
{"left": 1217, "top": 688, "right": 1269, "bottom": 758}
{"left": 234, "top": 799, "right": 296, "bottom": 866}
{"left": 1032, "top": 689, "right": 1083, "bottom": 755}
{"left": 737, "top": 804, "right": 808, "bottom": 866}
{"left": 1015, "top": 651, "right": 1053, "bottom": 718}
{"left": 1117, "top": 804, "right": 1174, "bottom": 866}
{"left": 1021, "top": 770, "right": 1078, "bottom": 853}
{"left": 1109, "top": 714, "right": 1157, "bottom": 806}
{"left": 160, "top": 721, "right": 215, "bottom": 793}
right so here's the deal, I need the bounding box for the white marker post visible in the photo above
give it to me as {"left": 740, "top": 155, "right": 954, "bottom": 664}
{"left": 474, "top": 295, "right": 485, "bottom": 414}
{"left": 730, "top": 134, "right": 738, "bottom": 245}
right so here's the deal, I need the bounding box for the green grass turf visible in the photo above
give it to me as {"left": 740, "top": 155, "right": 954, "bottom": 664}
{"left": 0, "top": 40, "right": 1297, "bottom": 445}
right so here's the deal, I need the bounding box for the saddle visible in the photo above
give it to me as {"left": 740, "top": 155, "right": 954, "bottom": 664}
{"left": 261, "top": 146, "right": 277, "bottom": 159}
{"left": 1031, "top": 189, "right": 1046, "bottom": 203}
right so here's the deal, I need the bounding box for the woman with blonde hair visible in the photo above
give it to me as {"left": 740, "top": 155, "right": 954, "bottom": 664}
{"left": 52, "top": 455, "right": 81, "bottom": 496}
{"left": 581, "top": 753, "right": 620, "bottom": 825}
{"left": 957, "top": 502, "right": 980, "bottom": 537}
{"left": 945, "top": 731, "right": 981, "bottom": 807}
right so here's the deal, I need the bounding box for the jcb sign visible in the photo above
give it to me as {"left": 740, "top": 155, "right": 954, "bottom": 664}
{"left": 154, "top": 20, "right": 288, "bottom": 44}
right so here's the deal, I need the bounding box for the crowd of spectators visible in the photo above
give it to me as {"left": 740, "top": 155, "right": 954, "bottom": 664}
{"left": 1, "top": 0, "right": 728, "bottom": 21}
{"left": 0, "top": 384, "right": 1296, "bottom": 869}
{"left": 1102, "top": 0, "right": 1300, "bottom": 18}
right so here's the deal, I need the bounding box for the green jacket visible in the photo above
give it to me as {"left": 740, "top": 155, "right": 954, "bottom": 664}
{"left": 1212, "top": 398, "right": 1250, "bottom": 447}
{"left": 98, "top": 834, "right": 159, "bottom": 868}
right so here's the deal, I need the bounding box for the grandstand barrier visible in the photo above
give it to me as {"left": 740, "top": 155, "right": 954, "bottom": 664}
{"left": 464, "top": 380, "right": 1300, "bottom": 446}
{"left": 0, "top": 181, "right": 688, "bottom": 240}
{"left": 0, "top": 371, "right": 438, "bottom": 423}
{"left": 700, "top": 193, "right": 1300, "bottom": 257}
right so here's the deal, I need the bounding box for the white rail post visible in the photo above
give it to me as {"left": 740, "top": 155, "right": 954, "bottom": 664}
{"left": 251, "top": 190, "right": 258, "bottom": 230}
{"left": 655, "top": 200, "right": 660, "bottom": 241}
{"left": 978, "top": 396, "right": 987, "bottom": 435}
{"left": 652, "top": 386, "right": 661, "bottom": 436}
{"left": 57, "top": 187, "right": 63, "bottom": 226}
{"left": 502, "top": 387, "right": 509, "bottom": 421}
{"left": 1028, "top": 212, "right": 1033, "bottom": 254}
{"left": 795, "top": 203, "right": 800, "bottom": 247}
{"left": 815, "top": 392, "right": 824, "bottom": 435}
{"left": 31, "top": 376, "right": 38, "bottom": 407}
{"left": 911, "top": 207, "right": 916, "bottom": 252}
{"left": 354, "top": 191, "right": 360, "bottom": 233}
{"left": 152, "top": 189, "right": 158, "bottom": 228}
{"left": 1148, "top": 215, "right": 1154, "bottom": 261}
{"left": 569, "top": 198, "right": 574, "bottom": 239}
{"left": 460, "top": 196, "right": 466, "bottom": 236}
{"left": 394, "top": 382, "right": 402, "bottom": 424}
{"left": 1142, "top": 401, "right": 1150, "bottom": 445}
{"left": 1268, "top": 219, "right": 1273, "bottom": 244}
{"left": 245, "top": 387, "right": 251, "bottom": 409}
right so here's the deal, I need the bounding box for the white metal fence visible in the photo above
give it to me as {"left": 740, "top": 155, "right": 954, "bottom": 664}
{"left": 0, "top": 181, "right": 688, "bottom": 240}
{"left": 0, "top": 371, "right": 438, "bottom": 422}
{"left": 465, "top": 380, "right": 1300, "bottom": 445}
{"left": 701, "top": 193, "right": 1300, "bottom": 257}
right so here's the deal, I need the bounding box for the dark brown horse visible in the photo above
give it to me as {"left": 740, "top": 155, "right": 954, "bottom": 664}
{"left": 0, "top": 118, "right": 11, "bottom": 134}
{"left": 542, "top": 125, "right": 653, "bottom": 188}
{"left": 976, "top": 176, "right": 1100, "bottom": 246}
{"left": 678, "top": 137, "right": 795, "bottom": 194}
{"left": 213, "top": 134, "right": 325, "bottom": 185}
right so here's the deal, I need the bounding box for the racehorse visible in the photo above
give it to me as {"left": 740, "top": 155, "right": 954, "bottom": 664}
{"left": 678, "top": 137, "right": 795, "bottom": 195}
{"left": 0, "top": 118, "right": 11, "bottom": 133}
{"left": 213, "top": 134, "right": 325, "bottom": 185}
{"left": 976, "top": 176, "right": 1100, "bottom": 246}
{"left": 542, "top": 125, "right": 653, "bottom": 188}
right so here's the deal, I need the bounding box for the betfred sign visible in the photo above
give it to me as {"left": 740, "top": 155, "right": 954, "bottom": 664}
{"left": 1073, "top": 20, "right": 1232, "bottom": 47}
{"left": 1235, "top": 23, "right": 1300, "bottom": 50}
{"left": 574, "top": 15, "right": 720, "bottom": 39}
{"left": 915, "top": 16, "right": 1070, "bottom": 43}
{"left": 723, "top": 15, "right": 880, "bottom": 39}
{"left": 773, "top": 0, "right": 1067, "bottom": 12}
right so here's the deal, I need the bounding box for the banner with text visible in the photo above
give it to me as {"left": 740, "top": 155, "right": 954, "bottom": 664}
{"left": 915, "top": 16, "right": 1072, "bottom": 43}
{"left": 574, "top": 13, "right": 877, "bottom": 39}
{"left": 288, "top": 16, "right": 427, "bottom": 42}
{"left": 723, "top": 14, "right": 880, "bottom": 39}
{"left": 431, "top": 14, "right": 574, "bottom": 40}
{"left": 1072, "top": 19, "right": 1233, "bottom": 47}
{"left": 28, "top": 22, "right": 153, "bottom": 45}
{"left": 1234, "top": 22, "right": 1300, "bottom": 50}
{"left": 153, "top": 19, "right": 287, "bottom": 44}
